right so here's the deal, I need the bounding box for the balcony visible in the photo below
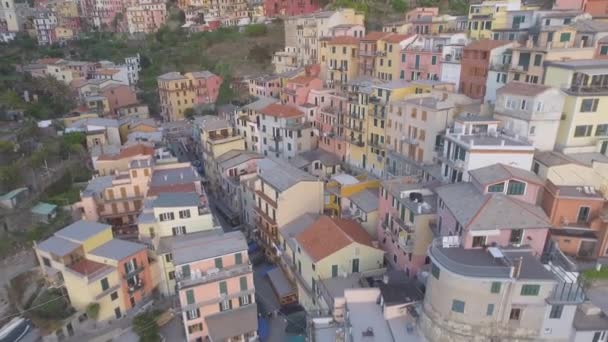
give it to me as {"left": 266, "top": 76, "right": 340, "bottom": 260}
{"left": 255, "top": 189, "right": 277, "bottom": 208}
{"left": 393, "top": 216, "right": 413, "bottom": 233}
{"left": 127, "top": 278, "right": 144, "bottom": 293}
{"left": 349, "top": 137, "right": 365, "bottom": 147}
{"left": 369, "top": 96, "right": 381, "bottom": 104}
{"left": 369, "top": 108, "right": 386, "bottom": 119}
{"left": 401, "top": 135, "right": 419, "bottom": 145}
{"left": 561, "top": 83, "right": 608, "bottom": 96}
{"left": 268, "top": 145, "right": 283, "bottom": 153}
{"left": 358, "top": 50, "right": 376, "bottom": 57}
{"left": 254, "top": 206, "right": 277, "bottom": 225}
{"left": 177, "top": 263, "right": 252, "bottom": 289}
{"left": 367, "top": 139, "right": 386, "bottom": 150}
{"left": 123, "top": 265, "right": 145, "bottom": 279}
{"left": 398, "top": 233, "right": 415, "bottom": 252}
{"left": 271, "top": 135, "right": 283, "bottom": 142}
{"left": 376, "top": 51, "right": 386, "bottom": 57}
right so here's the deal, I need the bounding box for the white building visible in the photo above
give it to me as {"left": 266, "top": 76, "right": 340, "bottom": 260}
{"left": 440, "top": 43, "right": 464, "bottom": 92}
{"left": 33, "top": 9, "right": 57, "bottom": 45}
{"left": 439, "top": 114, "right": 535, "bottom": 182}
{"left": 493, "top": 81, "right": 564, "bottom": 151}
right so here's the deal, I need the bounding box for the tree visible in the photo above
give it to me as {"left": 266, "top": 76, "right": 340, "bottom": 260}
{"left": 244, "top": 24, "right": 267, "bottom": 37}
{"left": 248, "top": 44, "right": 272, "bottom": 64}
{"left": 0, "top": 164, "right": 22, "bottom": 191}
{"left": 183, "top": 107, "right": 196, "bottom": 119}
{"left": 133, "top": 311, "right": 161, "bottom": 342}
{"left": 86, "top": 303, "right": 100, "bottom": 320}
{"left": 391, "top": 0, "right": 408, "bottom": 12}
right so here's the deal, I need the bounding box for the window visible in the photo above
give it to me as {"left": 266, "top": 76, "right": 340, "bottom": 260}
{"left": 488, "top": 182, "right": 505, "bottom": 193}
{"left": 111, "top": 292, "right": 118, "bottom": 300}
{"left": 187, "top": 323, "right": 203, "bottom": 334}
{"left": 186, "top": 289, "right": 195, "bottom": 304}
{"left": 521, "top": 284, "right": 540, "bottom": 296}
{"left": 529, "top": 126, "right": 536, "bottom": 135}
{"left": 431, "top": 56, "right": 437, "bottom": 65}
{"left": 600, "top": 45, "right": 608, "bottom": 55}
{"left": 179, "top": 210, "right": 191, "bottom": 219}
{"left": 487, "top": 304, "right": 494, "bottom": 316}
{"left": 491, "top": 282, "right": 501, "bottom": 293}
{"left": 533, "top": 54, "right": 542, "bottom": 66}
{"left": 593, "top": 332, "right": 604, "bottom": 342}
{"left": 549, "top": 304, "right": 563, "bottom": 319}
{"left": 510, "top": 229, "right": 524, "bottom": 245}
{"left": 172, "top": 226, "right": 186, "bottom": 235}
{"left": 332, "top": 265, "right": 338, "bottom": 277}
{"left": 165, "top": 253, "right": 173, "bottom": 262}
{"left": 240, "top": 276, "right": 248, "bottom": 291}
{"left": 214, "top": 258, "right": 223, "bottom": 269}
{"left": 431, "top": 263, "right": 440, "bottom": 279}
{"left": 42, "top": 257, "right": 51, "bottom": 267}
{"left": 220, "top": 299, "right": 232, "bottom": 311}
{"left": 577, "top": 206, "right": 590, "bottom": 223}
{"left": 559, "top": 32, "right": 571, "bottom": 42}
{"left": 451, "top": 300, "right": 465, "bottom": 313}
{"left": 520, "top": 99, "right": 527, "bottom": 110}
{"left": 100, "top": 278, "right": 109, "bottom": 291}
{"left": 235, "top": 253, "right": 242, "bottom": 264}
{"left": 509, "top": 308, "right": 521, "bottom": 320}
{"left": 596, "top": 124, "right": 608, "bottom": 136}
{"left": 507, "top": 180, "right": 526, "bottom": 195}
{"left": 168, "top": 271, "right": 175, "bottom": 280}
{"left": 159, "top": 212, "right": 174, "bottom": 222}
{"left": 580, "top": 99, "right": 599, "bottom": 112}
{"left": 239, "top": 294, "right": 251, "bottom": 306}
{"left": 186, "top": 308, "right": 200, "bottom": 320}
{"left": 574, "top": 125, "right": 593, "bottom": 137}
{"left": 472, "top": 236, "right": 486, "bottom": 247}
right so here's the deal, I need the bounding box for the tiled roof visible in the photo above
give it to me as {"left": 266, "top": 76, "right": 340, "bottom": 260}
{"left": 382, "top": 34, "right": 414, "bottom": 43}
{"left": 89, "top": 239, "right": 146, "bottom": 261}
{"left": 97, "top": 144, "right": 154, "bottom": 161}
{"left": 67, "top": 258, "right": 110, "bottom": 276}
{"left": 468, "top": 163, "right": 543, "bottom": 187}
{"left": 296, "top": 216, "right": 377, "bottom": 262}
{"left": 362, "top": 31, "right": 391, "bottom": 41}
{"left": 328, "top": 36, "right": 360, "bottom": 45}
{"left": 147, "top": 183, "right": 197, "bottom": 197}
{"left": 498, "top": 81, "right": 551, "bottom": 97}
{"left": 465, "top": 39, "right": 513, "bottom": 51}
{"left": 257, "top": 158, "right": 316, "bottom": 191}
{"left": 36, "top": 236, "right": 79, "bottom": 257}
{"left": 259, "top": 103, "right": 303, "bottom": 118}
{"left": 288, "top": 75, "right": 318, "bottom": 85}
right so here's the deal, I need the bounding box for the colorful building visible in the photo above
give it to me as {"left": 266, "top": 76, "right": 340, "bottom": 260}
{"left": 126, "top": 2, "right": 167, "bottom": 34}
{"left": 320, "top": 36, "right": 360, "bottom": 85}
{"left": 157, "top": 71, "right": 223, "bottom": 122}
{"left": 35, "top": 220, "right": 154, "bottom": 320}
{"left": 375, "top": 34, "right": 416, "bottom": 81}
{"left": 358, "top": 32, "right": 390, "bottom": 77}
{"left": 264, "top": 0, "right": 319, "bottom": 17}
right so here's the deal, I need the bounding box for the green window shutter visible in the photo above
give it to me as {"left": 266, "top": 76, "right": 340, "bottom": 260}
{"left": 521, "top": 284, "right": 540, "bottom": 296}
{"left": 215, "top": 257, "right": 223, "bottom": 269}
{"left": 182, "top": 264, "right": 191, "bottom": 277}
{"left": 451, "top": 300, "right": 465, "bottom": 313}
{"left": 560, "top": 32, "right": 571, "bottom": 42}
{"left": 186, "top": 290, "right": 195, "bottom": 305}
{"left": 491, "top": 282, "right": 501, "bottom": 293}
{"left": 332, "top": 265, "right": 338, "bottom": 277}
{"left": 235, "top": 253, "right": 242, "bottom": 265}
{"left": 240, "top": 276, "right": 248, "bottom": 291}
{"left": 219, "top": 281, "right": 227, "bottom": 294}
{"left": 431, "top": 263, "right": 440, "bottom": 279}
{"left": 101, "top": 278, "right": 109, "bottom": 291}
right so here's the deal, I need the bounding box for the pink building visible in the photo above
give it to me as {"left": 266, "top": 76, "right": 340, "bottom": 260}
{"left": 404, "top": 7, "right": 438, "bottom": 22}
{"left": 400, "top": 45, "right": 442, "bottom": 81}
{"left": 126, "top": 2, "right": 167, "bottom": 34}
{"left": 435, "top": 163, "right": 549, "bottom": 256}
{"left": 377, "top": 178, "right": 437, "bottom": 276}
{"left": 280, "top": 76, "right": 323, "bottom": 107}
{"left": 264, "top": 0, "right": 319, "bottom": 17}
{"left": 248, "top": 75, "right": 281, "bottom": 98}
{"left": 316, "top": 92, "right": 349, "bottom": 160}
{"left": 175, "top": 230, "right": 258, "bottom": 342}
{"left": 100, "top": 83, "right": 138, "bottom": 116}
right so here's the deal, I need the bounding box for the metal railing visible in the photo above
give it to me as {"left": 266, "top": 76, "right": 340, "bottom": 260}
{"left": 428, "top": 238, "right": 513, "bottom": 278}
{"left": 177, "top": 263, "right": 252, "bottom": 289}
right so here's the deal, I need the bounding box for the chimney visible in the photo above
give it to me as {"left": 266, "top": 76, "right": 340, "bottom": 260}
{"left": 511, "top": 257, "right": 523, "bottom": 278}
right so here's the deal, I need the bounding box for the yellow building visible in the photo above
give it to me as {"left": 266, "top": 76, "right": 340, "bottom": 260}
{"left": 320, "top": 36, "right": 360, "bottom": 85}
{"left": 278, "top": 215, "right": 384, "bottom": 311}
{"left": 34, "top": 221, "right": 153, "bottom": 320}
{"left": 157, "top": 71, "right": 222, "bottom": 122}
{"left": 468, "top": 0, "right": 520, "bottom": 40}
{"left": 543, "top": 60, "right": 608, "bottom": 154}
{"left": 375, "top": 34, "right": 416, "bottom": 81}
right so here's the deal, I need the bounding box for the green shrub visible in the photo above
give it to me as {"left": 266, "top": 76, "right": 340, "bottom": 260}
{"left": 244, "top": 24, "right": 267, "bottom": 37}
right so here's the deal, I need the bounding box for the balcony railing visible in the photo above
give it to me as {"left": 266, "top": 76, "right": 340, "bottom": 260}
{"left": 349, "top": 137, "right": 365, "bottom": 147}
{"left": 561, "top": 83, "right": 608, "bottom": 95}
{"left": 367, "top": 139, "right": 386, "bottom": 149}
{"left": 176, "top": 263, "right": 252, "bottom": 289}
{"left": 123, "top": 265, "right": 145, "bottom": 279}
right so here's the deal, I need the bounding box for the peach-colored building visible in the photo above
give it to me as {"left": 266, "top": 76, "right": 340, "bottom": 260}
{"left": 358, "top": 32, "right": 390, "bottom": 77}
{"left": 93, "top": 143, "right": 155, "bottom": 176}
{"left": 78, "top": 159, "right": 201, "bottom": 235}
{"left": 100, "top": 83, "right": 138, "bottom": 116}
{"left": 34, "top": 220, "right": 154, "bottom": 320}
{"left": 126, "top": 2, "right": 167, "bottom": 34}
{"left": 247, "top": 74, "right": 281, "bottom": 98}
{"left": 175, "top": 230, "right": 257, "bottom": 342}
{"left": 542, "top": 180, "right": 608, "bottom": 259}
{"left": 435, "top": 163, "right": 550, "bottom": 256}
{"left": 280, "top": 76, "right": 323, "bottom": 107}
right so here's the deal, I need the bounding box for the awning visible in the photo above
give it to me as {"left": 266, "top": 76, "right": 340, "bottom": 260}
{"left": 267, "top": 267, "right": 296, "bottom": 298}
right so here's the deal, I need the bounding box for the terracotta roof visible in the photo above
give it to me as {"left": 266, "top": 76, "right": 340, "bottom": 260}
{"left": 296, "top": 216, "right": 377, "bottom": 262}
{"left": 38, "top": 58, "right": 63, "bottom": 65}
{"left": 259, "top": 103, "right": 303, "bottom": 118}
{"left": 288, "top": 76, "right": 318, "bottom": 85}
{"left": 382, "top": 33, "right": 414, "bottom": 43}
{"left": 498, "top": 81, "right": 551, "bottom": 96}
{"left": 465, "top": 39, "right": 513, "bottom": 51}
{"left": 97, "top": 144, "right": 154, "bottom": 161}
{"left": 362, "top": 31, "right": 391, "bottom": 41}
{"left": 67, "top": 258, "right": 109, "bottom": 276}
{"left": 147, "top": 183, "right": 197, "bottom": 197}
{"left": 328, "top": 36, "right": 360, "bottom": 45}
{"left": 96, "top": 68, "right": 120, "bottom": 76}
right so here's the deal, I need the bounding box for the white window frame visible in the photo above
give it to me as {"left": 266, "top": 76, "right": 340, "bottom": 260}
{"left": 179, "top": 209, "right": 191, "bottom": 219}
{"left": 172, "top": 226, "right": 186, "bottom": 235}
{"left": 220, "top": 299, "right": 230, "bottom": 311}
{"left": 241, "top": 295, "right": 250, "bottom": 305}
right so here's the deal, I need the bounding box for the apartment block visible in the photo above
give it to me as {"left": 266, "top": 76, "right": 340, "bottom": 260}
{"left": 174, "top": 230, "right": 257, "bottom": 342}
{"left": 439, "top": 115, "right": 535, "bottom": 182}
{"left": 467, "top": 0, "right": 521, "bottom": 40}
{"left": 93, "top": 143, "right": 155, "bottom": 176}
{"left": 157, "top": 71, "right": 223, "bottom": 122}
{"left": 247, "top": 75, "right": 282, "bottom": 98}
{"left": 358, "top": 32, "right": 390, "bottom": 77}
{"left": 235, "top": 96, "right": 280, "bottom": 153}
{"left": 66, "top": 118, "right": 121, "bottom": 152}
{"left": 35, "top": 221, "right": 154, "bottom": 320}
{"left": 264, "top": 0, "right": 319, "bottom": 17}
{"left": 542, "top": 180, "right": 608, "bottom": 259}
{"left": 421, "top": 241, "right": 585, "bottom": 341}
{"left": 375, "top": 34, "right": 416, "bottom": 81}
{"left": 252, "top": 158, "right": 324, "bottom": 258}
{"left": 320, "top": 36, "right": 360, "bottom": 85}
{"left": 277, "top": 215, "right": 384, "bottom": 311}
{"left": 257, "top": 103, "right": 315, "bottom": 159}
{"left": 543, "top": 59, "right": 608, "bottom": 154}
{"left": 33, "top": 9, "right": 58, "bottom": 45}
{"left": 436, "top": 163, "right": 549, "bottom": 255}
{"left": 533, "top": 150, "right": 608, "bottom": 194}
{"left": 280, "top": 76, "right": 323, "bottom": 107}
{"left": 493, "top": 81, "right": 564, "bottom": 151}
{"left": 126, "top": 2, "right": 167, "bottom": 34}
